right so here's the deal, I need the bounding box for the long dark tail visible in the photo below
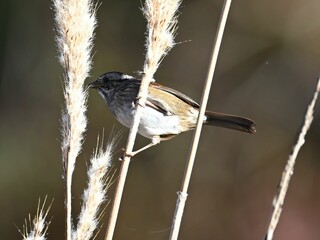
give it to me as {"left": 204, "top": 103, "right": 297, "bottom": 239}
{"left": 205, "top": 111, "right": 256, "bottom": 134}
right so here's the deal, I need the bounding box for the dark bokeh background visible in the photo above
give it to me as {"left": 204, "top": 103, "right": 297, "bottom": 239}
{"left": 1, "top": 0, "right": 319, "bottom": 239}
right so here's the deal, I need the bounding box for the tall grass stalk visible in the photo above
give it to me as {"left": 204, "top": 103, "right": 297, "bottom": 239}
{"left": 169, "top": 0, "right": 232, "bottom": 239}
{"left": 53, "top": 0, "right": 97, "bottom": 239}
{"left": 104, "top": 1, "right": 181, "bottom": 239}
{"left": 264, "top": 78, "right": 320, "bottom": 240}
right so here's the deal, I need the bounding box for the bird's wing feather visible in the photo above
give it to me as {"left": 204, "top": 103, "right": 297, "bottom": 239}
{"left": 150, "top": 83, "right": 199, "bottom": 108}
{"left": 146, "top": 95, "right": 175, "bottom": 116}
{"left": 132, "top": 80, "right": 199, "bottom": 116}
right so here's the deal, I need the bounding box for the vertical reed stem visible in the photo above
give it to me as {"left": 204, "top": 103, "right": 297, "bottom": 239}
{"left": 169, "top": 1, "right": 232, "bottom": 239}
{"left": 104, "top": 1, "right": 181, "bottom": 239}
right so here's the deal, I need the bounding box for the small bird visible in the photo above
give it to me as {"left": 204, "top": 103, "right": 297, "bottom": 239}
{"left": 89, "top": 71, "right": 256, "bottom": 155}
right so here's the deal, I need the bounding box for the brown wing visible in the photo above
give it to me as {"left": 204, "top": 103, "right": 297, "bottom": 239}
{"left": 145, "top": 96, "right": 175, "bottom": 116}
{"left": 150, "top": 82, "right": 199, "bottom": 108}
{"left": 130, "top": 79, "right": 199, "bottom": 116}
{"left": 147, "top": 83, "right": 198, "bottom": 117}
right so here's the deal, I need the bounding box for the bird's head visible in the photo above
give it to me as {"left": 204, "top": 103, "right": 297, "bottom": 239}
{"left": 88, "top": 71, "right": 135, "bottom": 103}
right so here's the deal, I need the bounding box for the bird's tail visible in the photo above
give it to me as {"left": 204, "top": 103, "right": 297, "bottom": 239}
{"left": 204, "top": 111, "right": 256, "bottom": 134}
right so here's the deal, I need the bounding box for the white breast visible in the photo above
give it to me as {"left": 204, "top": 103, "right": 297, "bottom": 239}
{"left": 139, "top": 107, "right": 181, "bottom": 138}
{"left": 114, "top": 105, "right": 182, "bottom": 139}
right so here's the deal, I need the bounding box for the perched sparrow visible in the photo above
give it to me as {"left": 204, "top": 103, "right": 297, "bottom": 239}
{"left": 89, "top": 71, "right": 255, "bottom": 155}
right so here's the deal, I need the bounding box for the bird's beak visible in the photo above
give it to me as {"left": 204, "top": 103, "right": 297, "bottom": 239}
{"left": 87, "top": 80, "right": 99, "bottom": 89}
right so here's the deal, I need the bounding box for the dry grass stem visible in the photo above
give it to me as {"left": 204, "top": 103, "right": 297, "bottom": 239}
{"left": 265, "top": 78, "right": 320, "bottom": 240}
{"left": 20, "top": 197, "right": 52, "bottom": 240}
{"left": 73, "top": 140, "right": 114, "bottom": 240}
{"left": 169, "top": 1, "right": 232, "bottom": 239}
{"left": 105, "top": 1, "right": 182, "bottom": 240}
{"left": 53, "top": 0, "right": 97, "bottom": 239}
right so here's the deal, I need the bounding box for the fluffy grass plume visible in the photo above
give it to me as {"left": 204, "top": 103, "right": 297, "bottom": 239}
{"left": 54, "top": 0, "right": 96, "bottom": 180}
{"left": 142, "top": 0, "right": 182, "bottom": 79}
{"left": 53, "top": 0, "right": 97, "bottom": 239}
{"left": 73, "top": 139, "right": 114, "bottom": 240}
{"left": 20, "top": 197, "right": 52, "bottom": 240}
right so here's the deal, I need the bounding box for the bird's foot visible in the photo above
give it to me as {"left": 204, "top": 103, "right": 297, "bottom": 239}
{"left": 119, "top": 137, "right": 161, "bottom": 160}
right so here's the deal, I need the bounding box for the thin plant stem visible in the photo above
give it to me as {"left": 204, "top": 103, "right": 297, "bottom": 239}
{"left": 169, "top": 0, "right": 232, "bottom": 239}
{"left": 264, "top": 78, "right": 320, "bottom": 240}
{"left": 104, "top": 1, "right": 181, "bottom": 239}
{"left": 104, "top": 153, "right": 131, "bottom": 240}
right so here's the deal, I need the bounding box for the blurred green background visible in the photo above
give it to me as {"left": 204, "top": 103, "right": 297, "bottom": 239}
{"left": 0, "top": 0, "right": 319, "bottom": 239}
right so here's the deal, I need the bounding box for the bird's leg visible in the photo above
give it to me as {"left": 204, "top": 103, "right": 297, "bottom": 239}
{"left": 125, "top": 136, "right": 161, "bottom": 157}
